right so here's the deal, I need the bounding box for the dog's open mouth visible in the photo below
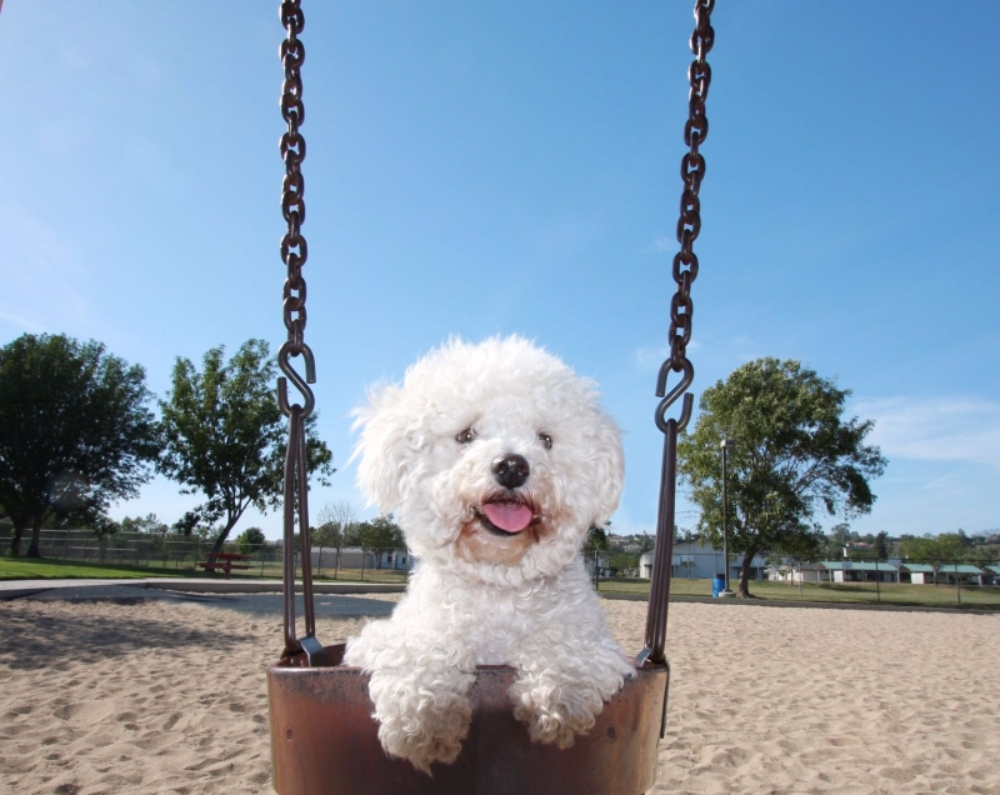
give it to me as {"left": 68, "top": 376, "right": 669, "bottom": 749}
{"left": 477, "top": 497, "right": 535, "bottom": 537}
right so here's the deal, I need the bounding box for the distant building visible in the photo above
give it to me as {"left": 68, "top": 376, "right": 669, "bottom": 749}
{"left": 819, "top": 560, "right": 900, "bottom": 583}
{"left": 638, "top": 536, "right": 765, "bottom": 581}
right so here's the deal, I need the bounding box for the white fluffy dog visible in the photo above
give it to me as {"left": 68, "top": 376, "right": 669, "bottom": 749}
{"left": 344, "top": 336, "right": 635, "bottom": 773}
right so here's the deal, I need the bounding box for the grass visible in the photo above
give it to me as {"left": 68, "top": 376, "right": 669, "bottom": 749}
{"left": 597, "top": 576, "right": 1000, "bottom": 610}
{"left": 0, "top": 556, "right": 409, "bottom": 585}
{"left": 0, "top": 557, "right": 186, "bottom": 580}
{"left": 5, "top": 559, "right": 995, "bottom": 609}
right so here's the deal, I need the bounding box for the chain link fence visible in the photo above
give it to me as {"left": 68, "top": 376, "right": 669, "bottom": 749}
{"left": 0, "top": 528, "right": 410, "bottom": 584}
{"left": 595, "top": 548, "right": 1000, "bottom": 608}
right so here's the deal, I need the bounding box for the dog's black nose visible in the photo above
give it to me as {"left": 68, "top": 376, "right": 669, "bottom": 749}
{"left": 492, "top": 454, "right": 530, "bottom": 489}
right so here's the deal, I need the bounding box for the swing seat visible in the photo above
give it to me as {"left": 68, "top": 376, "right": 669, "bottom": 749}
{"left": 267, "top": 643, "right": 668, "bottom": 795}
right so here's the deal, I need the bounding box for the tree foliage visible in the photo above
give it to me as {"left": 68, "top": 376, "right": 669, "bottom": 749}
{"left": 0, "top": 334, "right": 159, "bottom": 556}
{"left": 120, "top": 513, "right": 169, "bottom": 535}
{"left": 677, "top": 358, "right": 887, "bottom": 597}
{"left": 235, "top": 526, "right": 267, "bottom": 555}
{"left": 347, "top": 515, "right": 404, "bottom": 551}
{"left": 900, "top": 533, "right": 968, "bottom": 565}
{"left": 313, "top": 500, "right": 357, "bottom": 548}
{"left": 158, "top": 339, "right": 335, "bottom": 553}
{"left": 583, "top": 525, "right": 610, "bottom": 554}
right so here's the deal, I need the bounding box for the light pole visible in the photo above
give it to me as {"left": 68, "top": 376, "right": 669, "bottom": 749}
{"left": 720, "top": 438, "right": 736, "bottom": 596}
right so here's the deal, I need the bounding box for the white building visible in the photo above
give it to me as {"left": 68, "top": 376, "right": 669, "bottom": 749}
{"left": 638, "top": 537, "right": 765, "bottom": 581}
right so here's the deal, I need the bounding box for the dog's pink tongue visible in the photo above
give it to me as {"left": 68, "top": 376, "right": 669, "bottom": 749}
{"left": 483, "top": 502, "right": 533, "bottom": 533}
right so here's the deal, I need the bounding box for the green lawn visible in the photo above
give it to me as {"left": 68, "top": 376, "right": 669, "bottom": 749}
{"left": 0, "top": 556, "right": 408, "bottom": 584}
{"left": 0, "top": 557, "right": 187, "bottom": 580}
{"left": 4, "top": 559, "right": 995, "bottom": 609}
{"left": 598, "top": 576, "right": 1000, "bottom": 610}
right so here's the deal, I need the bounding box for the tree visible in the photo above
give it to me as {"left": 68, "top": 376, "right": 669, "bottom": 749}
{"left": 351, "top": 515, "right": 404, "bottom": 552}
{"left": 120, "top": 513, "right": 169, "bottom": 535}
{"left": 609, "top": 552, "right": 640, "bottom": 576}
{"left": 314, "top": 500, "right": 357, "bottom": 548}
{"left": 677, "top": 358, "right": 887, "bottom": 597}
{"left": 0, "top": 334, "right": 159, "bottom": 557}
{"left": 900, "top": 532, "right": 970, "bottom": 583}
{"left": 158, "top": 339, "right": 335, "bottom": 553}
{"left": 872, "top": 531, "right": 889, "bottom": 562}
{"left": 235, "top": 526, "right": 267, "bottom": 555}
{"left": 583, "top": 525, "right": 610, "bottom": 554}
{"left": 769, "top": 526, "right": 824, "bottom": 563}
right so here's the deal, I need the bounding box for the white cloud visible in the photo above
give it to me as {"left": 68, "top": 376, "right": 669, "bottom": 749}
{"left": 852, "top": 396, "right": 1000, "bottom": 470}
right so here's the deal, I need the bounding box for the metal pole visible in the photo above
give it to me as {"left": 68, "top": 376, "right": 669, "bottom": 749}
{"left": 955, "top": 562, "right": 961, "bottom": 605}
{"left": 875, "top": 560, "right": 881, "bottom": 604}
{"left": 720, "top": 439, "right": 735, "bottom": 595}
{"left": 722, "top": 444, "right": 729, "bottom": 592}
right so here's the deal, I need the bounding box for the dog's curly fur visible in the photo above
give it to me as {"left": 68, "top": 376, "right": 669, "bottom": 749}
{"left": 344, "top": 336, "right": 635, "bottom": 773}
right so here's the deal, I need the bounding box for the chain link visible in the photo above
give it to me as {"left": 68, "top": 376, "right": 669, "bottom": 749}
{"left": 278, "top": 0, "right": 314, "bottom": 419}
{"left": 644, "top": 0, "right": 716, "bottom": 675}
{"left": 665, "top": 0, "right": 713, "bottom": 380}
{"left": 280, "top": 0, "right": 309, "bottom": 361}
{"left": 277, "top": 0, "right": 322, "bottom": 664}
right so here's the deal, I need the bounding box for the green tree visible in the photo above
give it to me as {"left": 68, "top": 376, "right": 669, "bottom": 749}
{"left": 0, "top": 334, "right": 159, "bottom": 557}
{"left": 351, "top": 515, "right": 404, "bottom": 551}
{"left": 120, "top": 513, "right": 169, "bottom": 535}
{"left": 235, "top": 526, "right": 267, "bottom": 555}
{"left": 313, "top": 500, "right": 356, "bottom": 549}
{"left": 609, "top": 552, "right": 640, "bottom": 576}
{"left": 158, "top": 339, "right": 335, "bottom": 553}
{"left": 678, "top": 358, "right": 887, "bottom": 597}
{"left": 583, "top": 525, "right": 610, "bottom": 554}
{"left": 769, "top": 526, "right": 824, "bottom": 562}
{"left": 900, "top": 532, "right": 970, "bottom": 583}
{"left": 872, "top": 531, "right": 889, "bottom": 561}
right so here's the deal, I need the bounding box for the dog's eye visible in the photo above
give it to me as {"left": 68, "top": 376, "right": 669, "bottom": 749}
{"left": 538, "top": 432, "right": 553, "bottom": 450}
{"left": 456, "top": 428, "right": 475, "bottom": 444}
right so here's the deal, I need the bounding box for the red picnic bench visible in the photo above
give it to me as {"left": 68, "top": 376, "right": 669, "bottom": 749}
{"left": 198, "top": 551, "right": 252, "bottom": 579}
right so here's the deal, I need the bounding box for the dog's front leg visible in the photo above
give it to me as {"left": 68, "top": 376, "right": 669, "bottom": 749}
{"left": 348, "top": 621, "right": 476, "bottom": 774}
{"left": 509, "top": 635, "right": 635, "bottom": 749}
{"left": 367, "top": 659, "right": 474, "bottom": 774}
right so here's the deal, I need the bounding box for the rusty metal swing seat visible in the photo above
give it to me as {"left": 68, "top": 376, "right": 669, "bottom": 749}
{"left": 266, "top": 2, "right": 715, "bottom": 793}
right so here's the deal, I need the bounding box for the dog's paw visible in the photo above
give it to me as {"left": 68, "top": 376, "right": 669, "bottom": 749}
{"left": 369, "top": 667, "right": 474, "bottom": 774}
{"left": 377, "top": 713, "right": 466, "bottom": 774}
{"left": 510, "top": 679, "right": 606, "bottom": 749}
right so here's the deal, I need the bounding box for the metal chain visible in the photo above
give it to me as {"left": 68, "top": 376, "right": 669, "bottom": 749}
{"left": 278, "top": 0, "right": 322, "bottom": 665}
{"left": 279, "top": 0, "right": 309, "bottom": 368}
{"left": 642, "top": 0, "right": 715, "bottom": 684}
{"left": 668, "top": 0, "right": 713, "bottom": 378}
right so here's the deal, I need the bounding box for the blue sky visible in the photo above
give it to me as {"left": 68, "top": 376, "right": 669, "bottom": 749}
{"left": 1, "top": 1, "right": 998, "bottom": 541}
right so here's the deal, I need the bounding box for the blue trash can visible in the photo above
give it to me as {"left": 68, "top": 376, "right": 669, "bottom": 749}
{"left": 712, "top": 574, "right": 726, "bottom": 598}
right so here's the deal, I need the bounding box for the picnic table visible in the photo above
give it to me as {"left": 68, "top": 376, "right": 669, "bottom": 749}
{"left": 198, "top": 551, "right": 251, "bottom": 579}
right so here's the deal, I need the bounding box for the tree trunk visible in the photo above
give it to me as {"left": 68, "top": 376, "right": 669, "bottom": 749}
{"left": 738, "top": 548, "right": 758, "bottom": 598}
{"left": 27, "top": 521, "right": 43, "bottom": 558}
{"left": 9, "top": 522, "right": 24, "bottom": 556}
{"left": 211, "top": 521, "right": 238, "bottom": 554}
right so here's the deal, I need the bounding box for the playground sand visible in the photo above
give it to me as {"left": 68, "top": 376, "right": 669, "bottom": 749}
{"left": 2, "top": 595, "right": 999, "bottom": 794}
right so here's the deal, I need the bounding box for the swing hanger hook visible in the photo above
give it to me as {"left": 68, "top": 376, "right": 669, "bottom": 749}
{"left": 655, "top": 357, "right": 694, "bottom": 433}
{"left": 278, "top": 340, "right": 316, "bottom": 418}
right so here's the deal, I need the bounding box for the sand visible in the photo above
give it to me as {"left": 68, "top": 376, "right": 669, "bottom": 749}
{"left": 2, "top": 593, "right": 999, "bottom": 795}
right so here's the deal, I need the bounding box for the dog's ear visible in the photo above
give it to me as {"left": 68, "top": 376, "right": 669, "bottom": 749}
{"left": 352, "top": 383, "right": 411, "bottom": 512}
{"left": 589, "top": 412, "right": 625, "bottom": 528}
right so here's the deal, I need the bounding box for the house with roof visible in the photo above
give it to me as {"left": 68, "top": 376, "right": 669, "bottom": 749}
{"left": 900, "top": 563, "right": 990, "bottom": 585}
{"left": 937, "top": 564, "right": 989, "bottom": 586}
{"left": 900, "top": 563, "right": 938, "bottom": 584}
{"left": 782, "top": 561, "right": 825, "bottom": 583}
{"left": 986, "top": 565, "right": 1000, "bottom": 585}
{"left": 639, "top": 537, "right": 765, "bottom": 581}
{"left": 818, "top": 560, "right": 900, "bottom": 583}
